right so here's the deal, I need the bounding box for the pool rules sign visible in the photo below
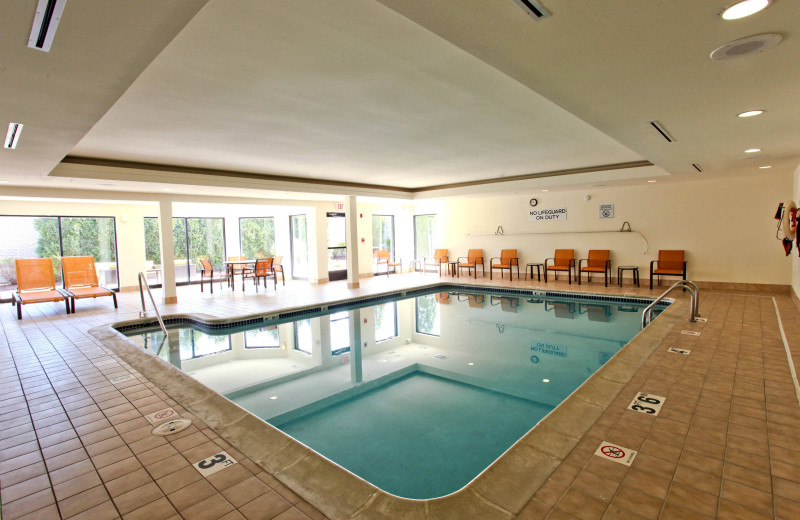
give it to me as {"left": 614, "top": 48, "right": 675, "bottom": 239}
{"left": 530, "top": 207, "right": 567, "bottom": 221}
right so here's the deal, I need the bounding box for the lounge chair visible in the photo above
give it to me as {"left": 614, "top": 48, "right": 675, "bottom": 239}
{"left": 375, "top": 250, "right": 402, "bottom": 276}
{"left": 491, "top": 295, "right": 520, "bottom": 312}
{"left": 649, "top": 250, "right": 687, "bottom": 289}
{"left": 245, "top": 258, "right": 277, "bottom": 291}
{"left": 60, "top": 256, "right": 118, "bottom": 313}
{"left": 545, "top": 249, "right": 575, "bottom": 284}
{"left": 578, "top": 250, "right": 612, "bottom": 286}
{"left": 545, "top": 301, "right": 576, "bottom": 319}
{"left": 457, "top": 249, "right": 484, "bottom": 279}
{"left": 579, "top": 303, "right": 612, "bottom": 322}
{"left": 490, "top": 250, "right": 520, "bottom": 281}
{"left": 13, "top": 258, "right": 71, "bottom": 319}
{"left": 424, "top": 249, "right": 448, "bottom": 276}
{"left": 435, "top": 292, "right": 450, "bottom": 304}
{"left": 457, "top": 293, "right": 485, "bottom": 308}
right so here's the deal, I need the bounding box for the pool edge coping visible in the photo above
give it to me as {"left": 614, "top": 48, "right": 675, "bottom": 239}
{"left": 89, "top": 286, "right": 688, "bottom": 520}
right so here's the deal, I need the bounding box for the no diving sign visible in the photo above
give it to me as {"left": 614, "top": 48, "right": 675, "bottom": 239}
{"left": 594, "top": 441, "right": 637, "bottom": 466}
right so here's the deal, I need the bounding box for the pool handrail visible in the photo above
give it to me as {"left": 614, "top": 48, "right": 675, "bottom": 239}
{"left": 642, "top": 280, "right": 700, "bottom": 328}
{"left": 137, "top": 272, "right": 168, "bottom": 343}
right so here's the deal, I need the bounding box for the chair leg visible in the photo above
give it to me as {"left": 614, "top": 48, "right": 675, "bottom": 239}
{"left": 18, "top": 302, "right": 22, "bottom": 320}
{"left": 112, "top": 293, "right": 118, "bottom": 308}
{"left": 68, "top": 298, "right": 74, "bottom": 314}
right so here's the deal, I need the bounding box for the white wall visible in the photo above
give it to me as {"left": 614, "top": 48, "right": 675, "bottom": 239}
{"left": 409, "top": 173, "right": 792, "bottom": 285}
{"left": 793, "top": 163, "right": 800, "bottom": 298}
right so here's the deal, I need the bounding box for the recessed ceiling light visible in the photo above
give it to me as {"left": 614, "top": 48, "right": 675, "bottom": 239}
{"left": 161, "top": 188, "right": 172, "bottom": 192}
{"left": 468, "top": 362, "right": 475, "bottom": 366}
{"left": 759, "top": 165, "right": 772, "bottom": 169}
{"left": 542, "top": 379, "right": 550, "bottom": 383}
{"left": 647, "top": 180, "right": 657, "bottom": 183}
{"left": 541, "top": 189, "right": 549, "bottom": 192}
{"left": 4, "top": 123, "right": 23, "bottom": 149}
{"left": 710, "top": 33, "right": 782, "bottom": 60}
{"left": 0, "top": 180, "right": 9, "bottom": 184}
{"left": 738, "top": 109, "right": 764, "bottom": 118}
{"left": 721, "top": 0, "right": 770, "bottom": 20}
{"left": 269, "top": 396, "right": 278, "bottom": 400}
{"left": 744, "top": 148, "right": 761, "bottom": 153}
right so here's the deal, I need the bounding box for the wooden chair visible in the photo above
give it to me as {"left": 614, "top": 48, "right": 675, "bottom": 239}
{"left": 649, "top": 250, "right": 687, "bottom": 289}
{"left": 375, "top": 250, "right": 402, "bottom": 276}
{"left": 60, "top": 256, "right": 118, "bottom": 313}
{"left": 457, "top": 249, "right": 484, "bottom": 279}
{"left": 491, "top": 296, "right": 520, "bottom": 313}
{"left": 490, "top": 249, "right": 520, "bottom": 280}
{"left": 245, "top": 258, "right": 276, "bottom": 292}
{"left": 13, "top": 258, "right": 71, "bottom": 320}
{"left": 578, "top": 250, "right": 612, "bottom": 286}
{"left": 273, "top": 255, "right": 286, "bottom": 285}
{"left": 545, "top": 249, "right": 575, "bottom": 284}
{"left": 197, "top": 259, "right": 224, "bottom": 293}
{"left": 424, "top": 249, "right": 448, "bottom": 275}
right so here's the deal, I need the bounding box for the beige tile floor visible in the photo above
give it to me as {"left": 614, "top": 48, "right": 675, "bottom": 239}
{"left": 2, "top": 271, "right": 799, "bottom": 519}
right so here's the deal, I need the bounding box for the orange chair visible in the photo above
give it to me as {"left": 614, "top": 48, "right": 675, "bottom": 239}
{"left": 273, "top": 255, "right": 286, "bottom": 285}
{"left": 375, "top": 250, "right": 402, "bottom": 276}
{"left": 545, "top": 249, "right": 575, "bottom": 284}
{"left": 435, "top": 292, "right": 450, "bottom": 304}
{"left": 13, "top": 258, "right": 71, "bottom": 320}
{"left": 490, "top": 250, "right": 520, "bottom": 280}
{"left": 457, "top": 249, "right": 484, "bottom": 279}
{"left": 457, "top": 293, "right": 485, "bottom": 308}
{"left": 649, "top": 250, "right": 687, "bottom": 289}
{"left": 578, "top": 250, "right": 612, "bottom": 287}
{"left": 197, "top": 259, "right": 223, "bottom": 293}
{"left": 491, "top": 296, "right": 520, "bottom": 313}
{"left": 545, "top": 301, "right": 576, "bottom": 319}
{"left": 424, "top": 249, "right": 448, "bottom": 276}
{"left": 227, "top": 255, "right": 252, "bottom": 288}
{"left": 245, "top": 258, "right": 276, "bottom": 292}
{"left": 61, "top": 256, "right": 118, "bottom": 312}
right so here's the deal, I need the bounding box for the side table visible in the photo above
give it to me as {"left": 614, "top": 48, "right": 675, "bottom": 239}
{"left": 617, "top": 266, "right": 640, "bottom": 287}
{"left": 526, "top": 263, "right": 544, "bottom": 282}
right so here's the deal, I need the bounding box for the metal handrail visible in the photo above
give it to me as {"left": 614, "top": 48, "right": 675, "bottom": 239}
{"left": 642, "top": 280, "right": 700, "bottom": 328}
{"left": 138, "top": 272, "right": 168, "bottom": 339}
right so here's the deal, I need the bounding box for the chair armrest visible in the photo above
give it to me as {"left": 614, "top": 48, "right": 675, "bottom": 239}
{"left": 489, "top": 257, "right": 501, "bottom": 267}
{"left": 457, "top": 257, "right": 468, "bottom": 263}
{"left": 511, "top": 257, "right": 519, "bottom": 266}
{"left": 544, "top": 258, "right": 554, "bottom": 269}
{"left": 569, "top": 259, "right": 576, "bottom": 268}
{"left": 578, "top": 259, "right": 586, "bottom": 271}
{"left": 650, "top": 260, "right": 657, "bottom": 275}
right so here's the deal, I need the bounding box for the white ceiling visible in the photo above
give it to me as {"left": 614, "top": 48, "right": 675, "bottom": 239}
{"left": 1, "top": 0, "right": 797, "bottom": 201}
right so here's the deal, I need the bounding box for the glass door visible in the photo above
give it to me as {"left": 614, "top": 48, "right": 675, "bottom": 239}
{"left": 327, "top": 212, "right": 347, "bottom": 281}
{"left": 289, "top": 214, "right": 309, "bottom": 279}
{"left": 414, "top": 214, "right": 436, "bottom": 260}
{"left": 372, "top": 215, "right": 395, "bottom": 257}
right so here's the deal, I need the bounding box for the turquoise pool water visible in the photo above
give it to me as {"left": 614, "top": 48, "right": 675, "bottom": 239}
{"left": 122, "top": 287, "right": 664, "bottom": 499}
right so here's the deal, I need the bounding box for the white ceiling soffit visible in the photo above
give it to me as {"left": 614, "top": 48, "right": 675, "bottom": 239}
{"left": 374, "top": 0, "right": 800, "bottom": 180}
{"left": 0, "top": 0, "right": 211, "bottom": 186}
{"left": 67, "top": 0, "right": 644, "bottom": 194}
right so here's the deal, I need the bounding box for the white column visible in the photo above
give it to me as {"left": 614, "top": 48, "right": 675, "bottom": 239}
{"left": 158, "top": 200, "right": 178, "bottom": 304}
{"left": 344, "top": 196, "right": 360, "bottom": 289}
{"left": 349, "top": 308, "right": 362, "bottom": 383}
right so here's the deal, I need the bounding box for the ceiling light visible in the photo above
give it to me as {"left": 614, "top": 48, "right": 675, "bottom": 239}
{"left": 269, "top": 396, "right": 278, "bottom": 400}
{"left": 710, "top": 33, "right": 782, "bottom": 60}
{"left": 738, "top": 110, "right": 764, "bottom": 118}
{"left": 161, "top": 188, "right": 172, "bottom": 192}
{"left": 759, "top": 165, "right": 772, "bottom": 169}
{"left": 0, "top": 180, "right": 9, "bottom": 183}
{"left": 647, "top": 180, "right": 657, "bottom": 183}
{"left": 744, "top": 148, "right": 761, "bottom": 153}
{"left": 28, "top": 0, "right": 67, "bottom": 52}
{"left": 721, "top": 0, "right": 770, "bottom": 20}
{"left": 542, "top": 379, "right": 550, "bottom": 383}
{"left": 4, "top": 123, "right": 23, "bottom": 149}
{"left": 468, "top": 362, "right": 475, "bottom": 366}
{"left": 541, "top": 189, "right": 549, "bottom": 192}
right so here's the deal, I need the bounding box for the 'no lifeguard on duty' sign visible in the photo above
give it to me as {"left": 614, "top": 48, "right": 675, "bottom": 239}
{"left": 530, "top": 207, "right": 567, "bottom": 221}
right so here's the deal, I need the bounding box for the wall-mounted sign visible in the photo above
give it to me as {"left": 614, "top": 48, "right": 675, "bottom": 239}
{"left": 599, "top": 204, "right": 614, "bottom": 219}
{"left": 326, "top": 212, "right": 345, "bottom": 217}
{"left": 336, "top": 203, "right": 344, "bottom": 210}
{"left": 529, "top": 207, "right": 567, "bottom": 221}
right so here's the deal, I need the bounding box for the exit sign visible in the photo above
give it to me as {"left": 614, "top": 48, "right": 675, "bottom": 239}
{"left": 336, "top": 203, "right": 344, "bottom": 210}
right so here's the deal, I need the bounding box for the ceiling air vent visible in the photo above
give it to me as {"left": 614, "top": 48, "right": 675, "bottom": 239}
{"left": 649, "top": 121, "right": 674, "bottom": 143}
{"left": 511, "top": 0, "right": 551, "bottom": 21}
{"left": 28, "top": 0, "right": 67, "bottom": 52}
{"left": 5, "top": 123, "right": 23, "bottom": 149}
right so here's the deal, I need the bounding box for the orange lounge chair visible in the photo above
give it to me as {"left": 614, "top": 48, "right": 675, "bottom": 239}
{"left": 545, "top": 301, "right": 576, "bottom": 319}
{"left": 457, "top": 293, "right": 485, "bottom": 308}
{"left": 578, "top": 250, "right": 612, "bottom": 287}
{"left": 424, "top": 249, "right": 448, "bottom": 276}
{"left": 579, "top": 303, "right": 612, "bottom": 322}
{"left": 61, "top": 256, "right": 118, "bottom": 313}
{"left": 545, "top": 249, "right": 575, "bottom": 284}
{"left": 649, "top": 250, "right": 687, "bottom": 289}
{"left": 491, "top": 295, "right": 520, "bottom": 312}
{"left": 457, "top": 249, "right": 484, "bottom": 279}
{"left": 245, "top": 258, "right": 277, "bottom": 291}
{"left": 13, "top": 258, "right": 71, "bottom": 320}
{"left": 434, "top": 292, "right": 450, "bottom": 304}
{"left": 490, "top": 249, "right": 520, "bottom": 281}
{"left": 375, "top": 250, "right": 402, "bottom": 276}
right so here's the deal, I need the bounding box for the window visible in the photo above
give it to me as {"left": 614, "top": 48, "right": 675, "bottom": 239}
{"left": 329, "top": 311, "right": 350, "bottom": 355}
{"left": 294, "top": 319, "right": 312, "bottom": 354}
{"left": 415, "top": 294, "right": 440, "bottom": 336}
{"left": 0, "top": 215, "right": 119, "bottom": 301}
{"left": 372, "top": 215, "right": 395, "bottom": 257}
{"left": 290, "top": 214, "right": 310, "bottom": 279}
{"left": 144, "top": 217, "right": 226, "bottom": 285}
{"left": 414, "top": 214, "right": 436, "bottom": 260}
{"left": 245, "top": 326, "right": 280, "bottom": 349}
{"left": 374, "top": 302, "right": 397, "bottom": 342}
{"left": 177, "top": 329, "right": 231, "bottom": 360}
{"left": 239, "top": 217, "right": 275, "bottom": 259}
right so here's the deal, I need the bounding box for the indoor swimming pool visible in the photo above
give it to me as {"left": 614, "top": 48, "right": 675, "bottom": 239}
{"left": 121, "top": 287, "right": 667, "bottom": 499}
